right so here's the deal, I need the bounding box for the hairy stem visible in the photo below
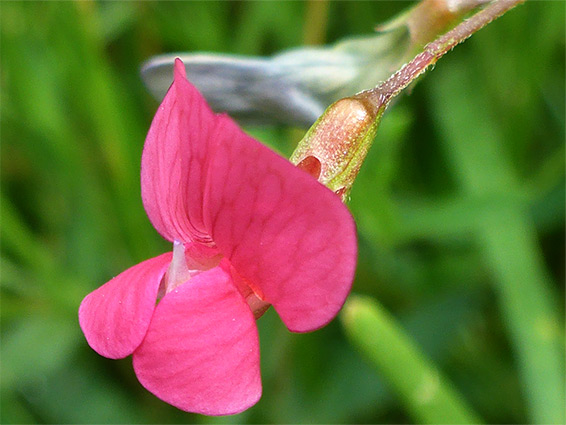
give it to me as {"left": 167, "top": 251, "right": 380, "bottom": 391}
{"left": 357, "top": 0, "right": 525, "bottom": 109}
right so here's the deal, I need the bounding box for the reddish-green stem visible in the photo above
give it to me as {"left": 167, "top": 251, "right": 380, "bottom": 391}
{"left": 357, "top": 0, "right": 525, "bottom": 110}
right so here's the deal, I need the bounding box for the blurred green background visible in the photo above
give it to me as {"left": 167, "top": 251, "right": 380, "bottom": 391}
{"left": 1, "top": 1, "right": 564, "bottom": 424}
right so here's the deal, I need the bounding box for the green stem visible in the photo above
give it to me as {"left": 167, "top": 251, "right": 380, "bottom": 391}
{"left": 341, "top": 295, "right": 484, "bottom": 424}
{"left": 303, "top": 0, "right": 329, "bottom": 46}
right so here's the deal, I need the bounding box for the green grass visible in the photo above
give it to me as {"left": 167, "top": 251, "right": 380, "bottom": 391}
{"left": 1, "top": 1, "right": 564, "bottom": 423}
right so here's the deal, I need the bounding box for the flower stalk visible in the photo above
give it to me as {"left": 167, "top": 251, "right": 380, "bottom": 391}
{"left": 361, "top": 0, "right": 525, "bottom": 107}
{"left": 291, "top": 0, "right": 525, "bottom": 200}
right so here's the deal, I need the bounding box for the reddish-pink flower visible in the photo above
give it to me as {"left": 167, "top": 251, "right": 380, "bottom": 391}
{"left": 79, "top": 58, "right": 357, "bottom": 416}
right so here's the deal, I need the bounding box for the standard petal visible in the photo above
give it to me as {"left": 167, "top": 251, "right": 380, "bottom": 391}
{"left": 132, "top": 267, "right": 261, "bottom": 416}
{"left": 204, "top": 117, "right": 358, "bottom": 333}
{"left": 78, "top": 253, "right": 172, "bottom": 359}
{"left": 141, "top": 58, "right": 218, "bottom": 244}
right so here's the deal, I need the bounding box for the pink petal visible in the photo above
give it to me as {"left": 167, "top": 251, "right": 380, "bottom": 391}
{"left": 78, "top": 253, "right": 172, "bottom": 359}
{"left": 204, "top": 116, "right": 358, "bottom": 333}
{"left": 141, "top": 58, "right": 219, "bottom": 244}
{"left": 132, "top": 267, "right": 261, "bottom": 416}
